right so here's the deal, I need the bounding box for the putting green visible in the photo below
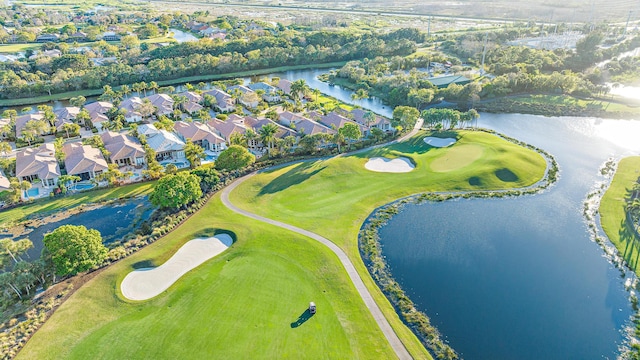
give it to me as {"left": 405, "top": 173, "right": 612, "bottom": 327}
{"left": 429, "top": 144, "right": 484, "bottom": 172}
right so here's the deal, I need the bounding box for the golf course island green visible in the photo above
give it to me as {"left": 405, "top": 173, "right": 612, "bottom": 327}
{"left": 600, "top": 156, "right": 640, "bottom": 276}
{"left": 17, "top": 130, "right": 546, "bottom": 360}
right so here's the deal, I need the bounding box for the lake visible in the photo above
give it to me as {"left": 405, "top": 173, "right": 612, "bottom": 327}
{"left": 377, "top": 114, "right": 640, "bottom": 359}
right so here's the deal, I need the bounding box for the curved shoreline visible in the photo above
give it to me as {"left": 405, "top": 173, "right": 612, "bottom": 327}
{"left": 357, "top": 132, "right": 559, "bottom": 357}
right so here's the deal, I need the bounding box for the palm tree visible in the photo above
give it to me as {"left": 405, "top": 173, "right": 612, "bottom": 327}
{"left": 333, "top": 131, "right": 345, "bottom": 153}
{"left": 131, "top": 82, "right": 143, "bottom": 96}
{"left": 136, "top": 99, "right": 157, "bottom": 120}
{"left": 20, "top": 180, "right": 32, "bottom": 199}
{"left": 139, "top": 81, "right": 149, "bottom": 97}
{"left": 120, "top": 84, "right": 131, "bottom": 98}
{"left": 244, "top": 128, "right": 259, "bottom": 148}
{"left": 312, "top": 88, "right": 321, "bottom": 102}
{"left": 290, "top": 79, "right": 308, "bottom": 101}
{"left": 364, "top": 111, "right": 376, "bottom": 127}
{"left": 259, "top": 123, "right": 279, "bottom": 156}
{"left": 149, "top": 81, "right": 159, "bottom": 95}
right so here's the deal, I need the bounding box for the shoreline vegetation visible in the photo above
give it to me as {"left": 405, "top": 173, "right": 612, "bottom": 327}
{"left": 358, "top": 129, "right": 559, "bottom": 358}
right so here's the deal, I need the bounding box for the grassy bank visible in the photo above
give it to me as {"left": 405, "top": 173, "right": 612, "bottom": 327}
{"left": 229, "top": 130, "right": 547, "bottom": 356}
{"left": 600, "top": 156, "right": 640, "bottom": 276}
{"left": 17, "top": 194, "right": 398, "bottom": 359}
{"left": 0, "top": 181, "right": 154, "bottom": 226}
{"left": 0, "top": 62, "right": 347, "bottom": 107}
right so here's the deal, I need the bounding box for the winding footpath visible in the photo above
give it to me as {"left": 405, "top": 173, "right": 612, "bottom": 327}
{"left": 220, "top": 121, "right": 423, "bottom": 360}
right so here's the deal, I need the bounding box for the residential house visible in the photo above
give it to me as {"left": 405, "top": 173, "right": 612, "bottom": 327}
{"left": 208, "top": 119, "right": 248, "bottom": 143}
{"left": 202, "top": 89, "right": 235, "bottom": 112}
{"left": 208, "top": 32, "right": 226, "bottom": 41}
{"left": 319, "top": 112, "right": 368, "bottom": 137}
{"left": 248, "top": 82, "right": 281, "bottom": 102}
{"left": 177, "top": 91, "right": 203, "bottom": 115}
{"left": 16, "top": 143, "right": 60, "bottom": 188}
{"left": 69, "top": 31, "right": 87, "bottom": 41}
{"left": 101, "top": 131, "right": 146, "bottom": 167}
{"left": 28, "top": 49, "right": 62, "bottom": 60}
{"left": 227, "top": 85, "right": 260, "bottom": 109}
{"left": 36, "top": 33, "right": 60, "bottom": 42}
{"left": 350, "top": 108, "right": 393, "bottom": 132}
{"left": 85, "top": 101, "right": 114, "bottom": 131}
{"left": 252, "top": 118, "right": 297, "bottom": 140}
{"left": 53, "top": 106, "right": 80, "bottom": 133}
{"left": 277, "top": 79, "right": 292, "bottom": 95}
{"left": 278, "top": 111, "right": 309, "bottom": 126}
{"left": 15, "top": 112, "right": 45, "bottom": 138}
{"left": 137, "top": 124, "right": 186, "bottom": 164}
{"left": 291, "top": 118, "right": 335, "bottom": 136}
{"left": 174, "top": 121, "right": 226, "bottom": 153}
{"left": 100, "top": 31, "right": 121, "bottom": 41}
{"left": 119, "top": 97, "right": 144, "bottom": 123}
{"left": 145, "top": 93, "right": 175, "bottom": 116}
{"left": 63, "top": 143, "right": 108, "bottom": 181}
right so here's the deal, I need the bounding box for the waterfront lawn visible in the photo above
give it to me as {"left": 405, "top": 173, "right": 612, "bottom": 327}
{"left": 17, "top": 194, "right": 403, "bottom": 360}
{"left": 600, "top": 156, "right": 640, "bottom": 276}
{"left": 0, "top": 181, "right": 154, "bottom": 226}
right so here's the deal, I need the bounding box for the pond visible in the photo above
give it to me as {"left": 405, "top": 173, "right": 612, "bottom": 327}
{"left": 377, "top": 113, "right": 640, "bottom": 359}
{"left": 11, "top": 197, "right": 154, "bottom": 261}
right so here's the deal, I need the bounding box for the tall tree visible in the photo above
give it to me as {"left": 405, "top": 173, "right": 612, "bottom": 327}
{"left": 258, "top": 123, "right": 278, "bottom": 156}
{"left": 184, "top": 139, "right": 205, "bottom": 168}
{"left": 149, "top": 172, "right": 202, "bottom": 209}
{"left": 43, "top": 225, "right": 107, "bottom": 277}
{"left": 339, "top": 122, "right": 362, "bottom": 150}
{"left": 215, "top": 145, "right": 255, "bottom": 171}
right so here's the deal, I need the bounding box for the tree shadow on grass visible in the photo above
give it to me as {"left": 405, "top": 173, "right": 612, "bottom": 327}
{"left": 495, "top": 168, "right": 519, "bottom": 182}
{"left": 191, "top": 228, "right": 237, "bottom": 243}
{"left": 132, "top": 259, "right": 155, "bottom": 270}
{"left": 290, "top": 309, "right": 314, "bottom": 328}
{"left": 259, "top": 161, "right": 326, "bottom": 195}
{"left": 620, "top": 217, "right": 639, "bottom": 270}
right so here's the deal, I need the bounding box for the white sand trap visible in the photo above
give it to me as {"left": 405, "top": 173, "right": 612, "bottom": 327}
{"left": 424, "top": 137, "right": 457, "bottom": 148}
{"left": 365, "top": 157, "right": 415, "bottom": 173}
{"left": 120, "top": 234, "right": 233, "bottom": 301}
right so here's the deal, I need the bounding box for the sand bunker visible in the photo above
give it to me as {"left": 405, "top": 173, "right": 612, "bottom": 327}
{"left": 120, "top": 234, "right": 233, "bottom": 301}
{"left": 365, "top": 157, "right": 415, "bottom": 173}
{"left": 424, "top": 137, "right": 457, "bottom": 148}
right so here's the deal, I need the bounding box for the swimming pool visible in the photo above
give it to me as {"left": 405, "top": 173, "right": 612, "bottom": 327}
{"left": 75, "top": 182, "right": 96, "bottom": 191}
{"left": 161, "top": 161, "right": 189, "bottom": 169}
{"left": 24, "top": 188, "right": 39, "bottom": 198}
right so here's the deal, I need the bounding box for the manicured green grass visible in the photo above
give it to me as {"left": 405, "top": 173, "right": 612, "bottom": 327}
{"left": 600, "top": 156, "right": 640, "bottom": 276}
{"left": 229, "top": 130, "right": 546, "bottom": 357}
{"left": 18, "top": 194, "right": 398, "bottom": 359}
{"left": 0, "top": 181, "right": 154, "bottom": 226}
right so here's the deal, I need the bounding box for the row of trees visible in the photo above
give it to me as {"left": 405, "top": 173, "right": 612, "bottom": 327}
{"left": 0, "top": 27, "right": 421, "bottom": 100}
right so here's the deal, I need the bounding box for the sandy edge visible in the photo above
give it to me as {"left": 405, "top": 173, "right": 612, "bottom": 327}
{"left": 365, "top": 157, "right": 415, "bottom": 173}
{"left": 120, "top": 234, "right": 233, "bottom": 301}
{"left": 424, "top": 137, "right": 457, "bottom": 148}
